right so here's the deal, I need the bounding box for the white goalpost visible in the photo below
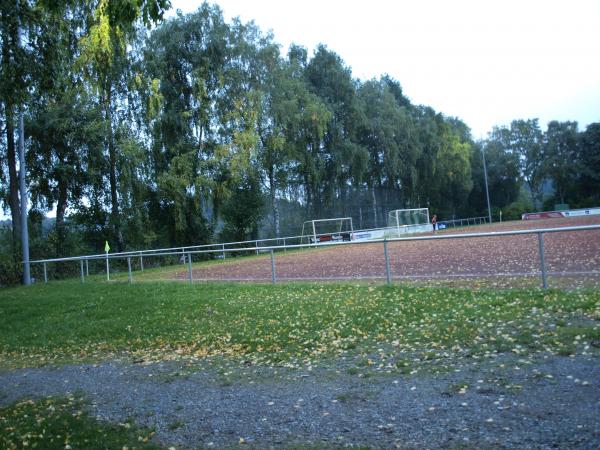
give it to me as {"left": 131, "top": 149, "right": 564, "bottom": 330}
{"left": 300, "top": 217, "right": 354, "bottom": 245}
{"left": 387, "top": 208, "right": 430, "bottom": 235}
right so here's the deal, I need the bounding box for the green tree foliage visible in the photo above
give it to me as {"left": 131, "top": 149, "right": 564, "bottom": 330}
{"left": 410, "top": 108, "right": 474, "bottom": 218}
{"left": 76, "top": 0, "right": 169, "bottom": 250}
{"left": 219, "top": 171, "right": 263, "bottom": 243}
{"left": 357, "top": 78, "right": 418, "bottom": 225}
{"left": 435, "top": 124, "right": 473, "bottom": 217}
{"left": 254, "top": 46, "right": 316, "bottom": 237}
{"left": 25, "top": 2, "right": 104, "bottom": 256}
{"left": 305, "top": 46, "right": 367, "bottom": 217}
{"left": 480, "top": 119, "right": 599, "bottom": 214}
{"left": 2, "top": 1, "right": 598, "bottom": 284}
{"left": 141, "top": 4, "right": 265, "bottom": 246}
{"left": 467, "top": 141, "right": 521, "bottom": 217}
{"left": 0, "top": 0, "right": 36, "bottom": 245}
{"left": 505, "top": 119, "right": 544, "bottom": 207}
{"left": 577, "top": 123, "right": 600, "bottom": 205}
{"left": 543, "top": 121, "right": 579, "bottom": 205}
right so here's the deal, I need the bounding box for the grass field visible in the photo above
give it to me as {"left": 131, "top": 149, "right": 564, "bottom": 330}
{"left": 0, "top": 395, "right": 161, "bottom": 450}
{"left": 2, "top": 281, "right": 599, "bottom": 370}
{"left": 2, "top": 281, "right": 600, "bottom": 448}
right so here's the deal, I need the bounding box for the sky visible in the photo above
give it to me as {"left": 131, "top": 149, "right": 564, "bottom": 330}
{"left": 169, "top": 0, "right": 600, "bottom": 138}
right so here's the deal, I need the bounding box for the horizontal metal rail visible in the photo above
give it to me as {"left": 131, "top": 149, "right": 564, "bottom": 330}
{"left": 170, "top": 223, "right": 600, "bottom": 256}
{"left": 28, "top": 223, "right": 431, "bottom": 263}
{"left": 26, "top": 223, "right": 600, "bottom": 289}
{"left": 27, "top": 215, "right": 494, "bottom": 265}
{"left": 29, "top": 223, "right": 600, "bottom": 264}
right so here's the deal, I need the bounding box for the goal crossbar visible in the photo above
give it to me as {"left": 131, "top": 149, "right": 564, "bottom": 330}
{"left": 388, "top": 208, "right": 430, "bottom": 230}
{"left": 301, "top": 217, "right": 354, "bottom": 244}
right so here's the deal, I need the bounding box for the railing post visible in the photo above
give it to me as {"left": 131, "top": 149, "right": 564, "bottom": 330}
{"left": 85, "top": 258, "right": 89, "bottom": 277}
{"left": 188, "top": 252, "right": 193, "bottom": 284}
{"left": 270, "top": 249, "right": 276, "bottom": 284}
{"left": 283, "top": 238, "right": 286, "bottom": 252}
{"left": 139, "top": 252, "right": 144, "bottom": 272}
{"left": 538, "top": 232, "right": 548, "bottom": 289}
{"left": 127, "top": 257, "right": 133, "bottom": 284}
{"left": 256, "top": 240, "right": 259, "bottom": 255}
{"left": 383, "top": 239, "right": 391, "bottom": 285}
{"left": 43, "top": 262, "right": 48, "bottom": 283}
{"left": 106, "top": 254, "right": 110, "bottom": 282}
{"left": 80, "top": 259, "right": 85, "bottom": 283}
{"left": 222, "top": 244, "right": 226, "bottom": 260}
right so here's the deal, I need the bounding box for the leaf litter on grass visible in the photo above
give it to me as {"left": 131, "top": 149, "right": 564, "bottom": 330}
{"left": 1, "top": 282, "right": 599, "bottom": 374}
{"left": 0, "top": 394, "right": 161, "bottom": 450}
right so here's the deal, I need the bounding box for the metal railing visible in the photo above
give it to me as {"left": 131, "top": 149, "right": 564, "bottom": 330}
{"left": 438, "top": 216, "right": 490, "bottom": 229}
{"left": 28, "top": 224, "right": 600, "bottom": 289}
{"left": 28, "top": 215, "right": 490, "bottom": 269}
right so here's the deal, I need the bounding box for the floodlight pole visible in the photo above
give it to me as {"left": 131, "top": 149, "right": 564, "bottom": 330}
{"left": 19, "top": 112, "right": 31, "bottom": 285}
{"left": 481, "top": 144, "right": 492, "bottom": 224}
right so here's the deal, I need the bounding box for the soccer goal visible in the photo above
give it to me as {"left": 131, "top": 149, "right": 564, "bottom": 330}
{"left": 387, "top": 208, "right": 430, "bottom": 234}
{"left": 300, "top": 217, "right": 354, "bottom": 245}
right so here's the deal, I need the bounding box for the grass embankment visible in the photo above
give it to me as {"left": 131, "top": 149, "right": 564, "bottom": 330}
{"left": 1, "top": 282, "right": 599, "bottom": 370}
{"left": 1, "top": 282, "right": 599, "bottom": 449}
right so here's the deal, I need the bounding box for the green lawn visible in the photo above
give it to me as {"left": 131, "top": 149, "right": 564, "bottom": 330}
{"left": 1, "top": 281, "right": 599, "bottom": 369}
{"left": 0, "top": 395, "right": 161, "bottom": 450}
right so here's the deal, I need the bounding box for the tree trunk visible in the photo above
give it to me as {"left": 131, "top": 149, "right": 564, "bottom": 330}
{"left": 559, "top": 188, "right": 565, "bottom": 206}
{"left": 105, "top": 86, "right": 123, "bottom": 250}
{"left": 5, "top": 103, "right": 21, "bottom": 244}
{"left": 55, "top": 166, "right": 68, "bottom": 255}
{"left": 526, "top": 179, "right": 538, "bottom": 210}
{"left": 305, "top": 175, "right": 311, "bottom": 217}
{"left": 359, "top": 206, "right": 363, "bottom": 229}
{"left": 2, "top": 18, "right": 20, "bottom": 244}
{"left": 304, "top": 153, "right": 312, "bottom": 217}
{"left": 371, "top": 186, "right": 378, "bottom": 228}
{"left": 268, "top": 166, "right": 280, "bottom": 237}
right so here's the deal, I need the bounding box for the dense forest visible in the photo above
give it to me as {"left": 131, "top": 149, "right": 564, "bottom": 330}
{"left": 1, "top": 1, "right": 599, "bottom": 284}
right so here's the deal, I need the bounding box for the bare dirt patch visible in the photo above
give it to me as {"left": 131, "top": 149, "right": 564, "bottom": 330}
{"left": 175, "top": 216, "right": 600, "bottom": 288}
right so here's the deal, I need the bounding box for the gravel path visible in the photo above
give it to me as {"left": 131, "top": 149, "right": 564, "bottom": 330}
{"left": 2, "top": 354, "right": 600, "bottom": 449}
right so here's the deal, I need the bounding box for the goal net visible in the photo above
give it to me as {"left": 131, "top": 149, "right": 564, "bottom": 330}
{"left": 301, "top": 217, "right": 354, "bottom": 244}
{"left": 387, "top": 208, "right": 429, "bottom": 230}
